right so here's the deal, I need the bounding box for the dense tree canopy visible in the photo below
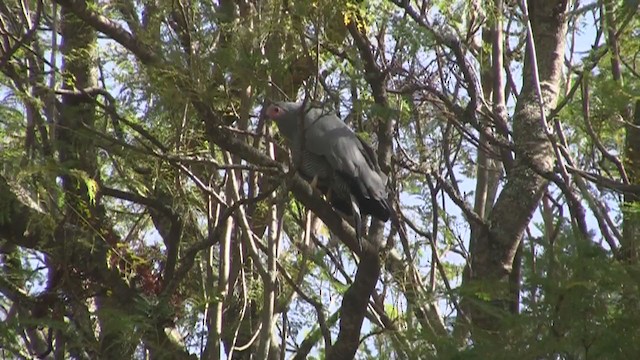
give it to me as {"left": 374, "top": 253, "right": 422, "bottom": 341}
{"left": 1, "top": 0, "right": 639, "bottom": 359}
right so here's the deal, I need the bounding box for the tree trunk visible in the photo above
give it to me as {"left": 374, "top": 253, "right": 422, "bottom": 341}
{"left": 59, "top": 4, "right": 137, "bottom": 358}
{"left": 467, "top": 0, "right": 568, "bottom": 335}
{"left": 623, "top": 101, "right": 640, "bottom": 262}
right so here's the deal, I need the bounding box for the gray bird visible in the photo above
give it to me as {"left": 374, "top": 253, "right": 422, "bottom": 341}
{"left": 265, "top": 101, "right": 391, "bottom": 249}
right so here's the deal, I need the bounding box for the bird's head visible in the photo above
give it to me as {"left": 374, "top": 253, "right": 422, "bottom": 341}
{"left": 264, "top": 101, "right": 305, "bottom": 140}
{"left": 264, "top": 101, "right": 301, "bottom": 122}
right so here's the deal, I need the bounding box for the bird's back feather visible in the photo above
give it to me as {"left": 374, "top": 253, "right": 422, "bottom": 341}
{"left": 270, "top": 101, "right": 392, "bottom": 222}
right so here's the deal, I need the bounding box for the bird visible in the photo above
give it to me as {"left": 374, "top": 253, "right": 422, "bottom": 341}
{"left": 264, "top": 101, "right": 391, "bottom": 249}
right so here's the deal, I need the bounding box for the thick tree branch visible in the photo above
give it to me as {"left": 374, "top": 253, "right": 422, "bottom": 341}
{"left": 326, "top": 251, "right": 381, "bottom": 360}
{"left": 468, "top": 0, "right": 569, "bottom": 333}
{"left": 0, "top": 175, "right": 53, "bottom": 250}
{"left": 52, "top": 0, "right": 160, "bottom": 65}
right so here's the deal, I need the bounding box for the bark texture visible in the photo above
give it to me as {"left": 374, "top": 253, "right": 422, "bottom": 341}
{"left": 623, "top": 101, "right": 640, "bottom": 262}
{"left": 468, "top": 0, "right": 568, "bottom": 333}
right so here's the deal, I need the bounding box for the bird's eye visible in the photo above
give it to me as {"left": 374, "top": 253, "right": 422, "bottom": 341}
{"left": 266, "top": 105, "right": 283, "bottom": 119}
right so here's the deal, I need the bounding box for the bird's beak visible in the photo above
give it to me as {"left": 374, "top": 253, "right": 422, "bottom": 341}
{"left": 260, "top": 100, "right": 274, "bottom": 120}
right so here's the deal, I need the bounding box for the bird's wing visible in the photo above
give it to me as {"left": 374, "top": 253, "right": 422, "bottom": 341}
{"left": 302, "top": 109, "right": 360, "bottom": 175}
{"left": 329, "top": 131, "right": 391, "bottom": 221}
{"left": 304, "top": 110, "right": 386, "bottom": 193}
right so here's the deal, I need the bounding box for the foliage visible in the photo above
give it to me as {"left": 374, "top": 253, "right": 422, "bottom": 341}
{"left": 1, "top": 0, "right": 639, "bottom": 359}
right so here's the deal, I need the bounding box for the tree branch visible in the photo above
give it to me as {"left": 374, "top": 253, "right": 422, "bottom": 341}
{"left": 52, "top": 0, "right": 160, "bottom": 65}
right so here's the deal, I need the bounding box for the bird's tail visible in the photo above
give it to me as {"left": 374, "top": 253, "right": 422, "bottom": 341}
{"left": 350, "top": 193, "right": 363, "bottom": 251}
{"left": 354, "top": 190, "right": 391, "bottom": 222}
